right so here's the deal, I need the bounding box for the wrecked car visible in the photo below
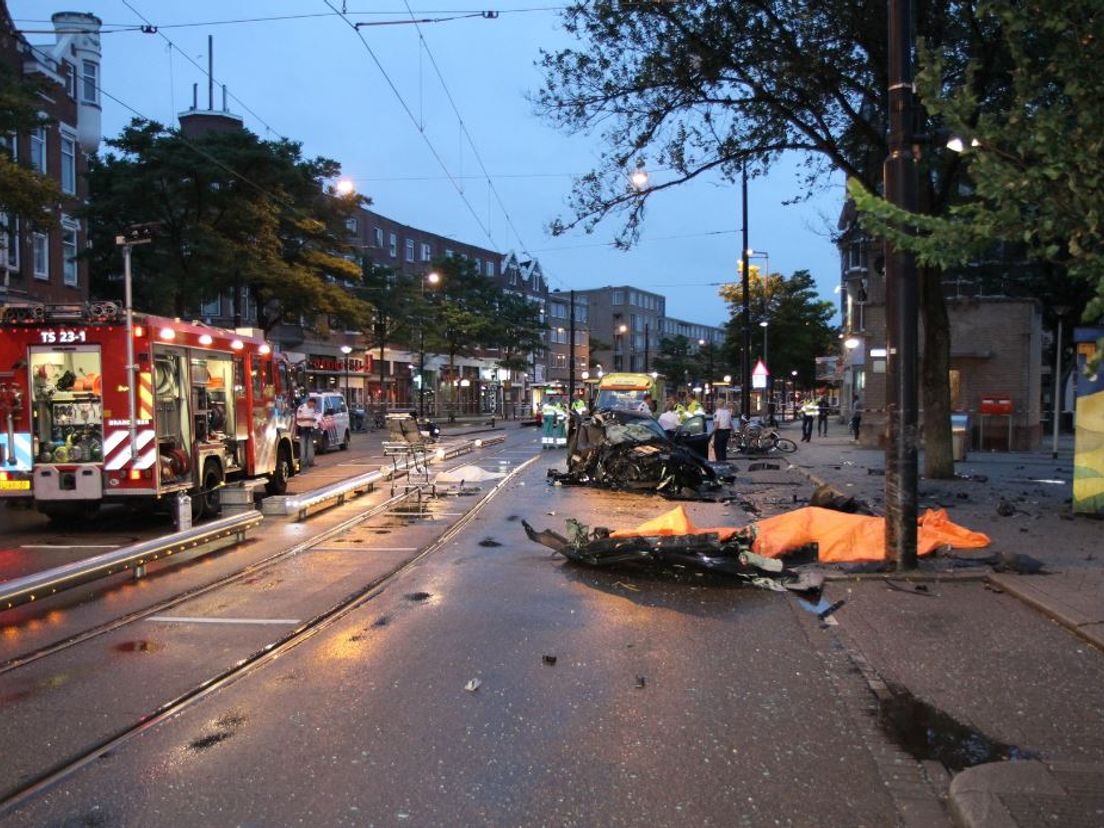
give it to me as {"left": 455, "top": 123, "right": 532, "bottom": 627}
{"left": 549, "top": 409, "right": 729, "bottom": 498}
{"left": 522, "top": 507, "right": 822, "bottom": 593}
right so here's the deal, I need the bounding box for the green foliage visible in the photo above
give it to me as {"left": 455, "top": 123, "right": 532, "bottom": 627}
{"left": 489, "top": 291, "right": 547, "bottom": 373}
{"left": 719, "top": 269, "right": 837, "bottom": 385}
{"left": 0, "top": 65, "right": 62, "bottom": 230}
{"left": 82, "top": 119, "right": 370, "bottom": 330}
{"left": 849, "top": 0, "right": 1104, "bottom": 365}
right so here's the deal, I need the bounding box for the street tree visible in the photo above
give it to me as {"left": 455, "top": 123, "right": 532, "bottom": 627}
{"left": 848, "top": 0, "right": 1104, "bottom": 368}
{"left": 0, "top": 65, "right": 63, "bottom": 231}
{"left": 357, "top": 262, "right": 419, "bottom": 411}
{"left": 535, "top": 0, "right": 1019, "bottom": 478}
{"left": 652, "top": 336, "right": 698, "bottom": 393}
{"left": 422, "top": 255, "right": 498, "bottom": 412}
{"left": 82, "top": 119, "right": 369, "bottom": 332}
{"left": 719, "top": 269, "right": 837, "bottom": 388}
{"left": 487, "top": 291, "right": 546, "bottom": 412}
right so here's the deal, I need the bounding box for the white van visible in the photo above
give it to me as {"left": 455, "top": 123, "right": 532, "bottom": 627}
{"left": 307, "top": 392, "right": 351, "bottom": 452}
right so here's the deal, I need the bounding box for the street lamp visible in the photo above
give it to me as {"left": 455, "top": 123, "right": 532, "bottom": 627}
{"left": 340, "top": 345, "right": 352, "bottom": 408}
{"left": 760, "top": 320, "right": 772, "bottom": 421}
{"left": 791, "top": 369, "right": 798, "bottom": 421}
{"left": 419, "top": 271, "right": 441, "bottom": 418}
{"left": 746, "top": 249, "right": 770, "bottom": 279}
{"left": 617, "top": 323, "right": 628, "bottom": 371}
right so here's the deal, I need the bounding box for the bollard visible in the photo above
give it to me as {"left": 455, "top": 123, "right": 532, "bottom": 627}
{"left": 174, "top": 491, "right": 192, "bottom": 531}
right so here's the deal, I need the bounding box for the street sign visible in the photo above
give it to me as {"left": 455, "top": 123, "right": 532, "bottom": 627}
{"left": 752, "top": 359, "right": 769, "bottom": 390}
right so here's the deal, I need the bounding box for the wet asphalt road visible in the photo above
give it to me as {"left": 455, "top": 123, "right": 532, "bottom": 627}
{"left": 5, "top": 450, "right": 907, "bottom": 826}
{"left": 3, "top": 430, "right": 1103, "bottom": 825}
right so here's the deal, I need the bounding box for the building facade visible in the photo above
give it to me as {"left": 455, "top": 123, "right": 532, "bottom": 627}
{"left": 1, "top": 8, "right": 102, "bottom": 305}
{"left": 837, "top": 201, "right": 1043, "bottom": 451}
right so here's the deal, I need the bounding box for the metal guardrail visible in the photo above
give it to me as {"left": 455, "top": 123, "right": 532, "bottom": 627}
{"left": 275, "top": 468, "right": 388, "bottom": 521}
{"left": 0, "top": 511, "right": 262, "bottom": 614}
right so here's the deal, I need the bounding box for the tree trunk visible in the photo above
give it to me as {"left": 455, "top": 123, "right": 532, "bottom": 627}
{"left": 920, "top": 266, "right": 954, "bottom": 479}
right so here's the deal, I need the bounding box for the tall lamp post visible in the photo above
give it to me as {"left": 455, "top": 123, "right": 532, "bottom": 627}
{"left": 790, "top": 369, "right": 798, "bottom": 422}
{"left": 337, "top": 344, "right": 351, "bottom": 406}
{"left": 760, "top": 320, "right": 771, "bottom": 420}
{"left": 617, "top": 323, "right": 628, "bottom": 371}
{"left": 418, "top": 271, "right": 441, "bottom": 418}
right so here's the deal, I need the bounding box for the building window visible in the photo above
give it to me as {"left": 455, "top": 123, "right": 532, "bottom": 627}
{"left": 612, "top": 289, "right": 624, "bottom": 305}
{"left": 345, "top": 217, "right": 358, "bottom": 234}
{"left": 81, "top": 60, "right": 98, "bottom": 104}
{"left": 373, "top": 227, "right": 383, "bottom": 247}
{"left": 485, "top": 260, "right": 494, "bottom": 278}
{"left": 61, "top": 220, "right": 79, "bottom": 286}
{"left": 201, "top": 295, "right": 221, "bottom": 317}
{"left": 444, "top": 248, "right": 454, "bottom": 258}
{"left": 32, "top": 232, "right": 48, "bottom": 279}
{"left": 420, "top": 242, "right": 432, "bottom": 262}
{"left": 1, "top": 213, "right": 18, "bottom": 271}
{"left": 554, "top": 353, "right": 567, "bottom": 369}
{"left": 848, "top": 241, "right": 864, "bottom": 270}
{"left": 388, "top": 232, "right": 397, "bottom": 258}
{"left": 405, "top": 238, "right": 415, "bottom": 262}
{"left": 30, "top": 127, "right": 46, "bottom": 173}
{"left": 60, "top": 131, "right": 77, "bottom": 194}
{"left": 63, "top": 60, "right": 76, "bottom": 98}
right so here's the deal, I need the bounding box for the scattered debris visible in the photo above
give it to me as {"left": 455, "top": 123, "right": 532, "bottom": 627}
{"left": 816, "top": 599, "right": 846, "bottom": 620}
{"left": 542, "top": 655, "right": 557, "bottom": 666}
{"left": 634, "top": 675, "right": 647, "bottom": 689}
{"left": 747, "top": 462, "right": 780, "bottom": 472}
{"left": 984, "top": 583, "right": 1004, "bottom": 593}
{"left": 867, "top": 468, "right": 886, "bottom": 476}
{"left": 884, "top": 579, "right": 935, "bottom": 597}
{"left": 464, "top": 678, "right": 482, "bottom": 692}
{"left": 612, "top": 580, "right": 640, "bottom": 592}
{"left": 996, "top": 500, "right": 1018, "bottom": 517}
{"left": 522, "top": 508, "right": 823, "bottom": 593}
{"left": 478, "top": 538, "right": 503, "bottom": 547}
{"left": 404, "top": 592, "right": 432, "bottom": 602}
{"left": 809, "top": 482, "right": 876, "bottom": 516}
{"left": 996, "top": 552, "right": 1046, "bottom": 574}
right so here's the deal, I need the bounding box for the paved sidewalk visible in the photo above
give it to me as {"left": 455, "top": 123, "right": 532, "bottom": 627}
{"left": 774, "top": 420, "right": 1104, "bottom": 828}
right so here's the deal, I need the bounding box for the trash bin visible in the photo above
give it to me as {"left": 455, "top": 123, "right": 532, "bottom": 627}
{"left": 950, "top": 413, "right": 968, "bottom": 461}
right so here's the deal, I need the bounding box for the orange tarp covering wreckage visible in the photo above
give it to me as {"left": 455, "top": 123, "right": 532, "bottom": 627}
{"left": 609, "top": 505, "right": 990, "bottom": 563}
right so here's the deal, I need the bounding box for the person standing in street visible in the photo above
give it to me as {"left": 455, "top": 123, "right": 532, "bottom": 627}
{"left": 800, "top": 397, "right": 818, "bottom": 442}
{"left": 296, "top": 396, "right": 319, "bottom": 468}
{"left": 817, "top": 396, "right": 830, "bottom": 436}
{"left": 712, "top": 398, "right": 733, "bottom": 461}
{"left": 850, "top": 396, "right": 863, "bottom": 441}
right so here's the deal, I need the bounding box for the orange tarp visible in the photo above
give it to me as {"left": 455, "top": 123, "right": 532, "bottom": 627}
{"left": 609, "top": 505, "right": 990, "bottom": 563}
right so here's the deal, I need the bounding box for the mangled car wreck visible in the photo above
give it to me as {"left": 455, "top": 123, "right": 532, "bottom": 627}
{"left": 548, "top": 410, "right": 729, "bottom": 498}
{"left": 523, "top": 505, "right": 823, "bottom": 593}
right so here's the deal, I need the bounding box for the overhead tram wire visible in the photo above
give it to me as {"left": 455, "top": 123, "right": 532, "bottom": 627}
{"left": 322, "top": 0, "right": 498, "bottom": 249}
{"left": 119, "top": 0, "right": 287, "bottom": 142}
{"left": 13, "top": 7, "right": 570, "bottom": 34}
{"left": 401, "top": 0, "right": 530, "bottom": 257}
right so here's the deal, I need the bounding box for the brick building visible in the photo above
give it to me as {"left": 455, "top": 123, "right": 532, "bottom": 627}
{"left": 837, "top": 201, "right": 1043, "bottom": 450}
{"left": 1, "top": 8, "right": 102, "bottom": 304}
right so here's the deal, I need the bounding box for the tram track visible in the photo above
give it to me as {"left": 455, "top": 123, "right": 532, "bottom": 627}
{"left": 0, "top": 449, "right": 537, "bottom": 816}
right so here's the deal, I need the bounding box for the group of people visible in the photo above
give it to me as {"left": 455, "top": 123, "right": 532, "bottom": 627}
{"left": 799, "top": 396, "right": 831, "bottom": 442}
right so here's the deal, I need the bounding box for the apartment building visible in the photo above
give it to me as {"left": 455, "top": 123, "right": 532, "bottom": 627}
{"left": 836, "top": 200, "right": 1043, "bottom": 450}
{"left": 1, "top": 8, "right": 102, "bottom": 304}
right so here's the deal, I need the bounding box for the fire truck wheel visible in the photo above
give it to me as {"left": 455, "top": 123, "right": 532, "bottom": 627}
{"left": 199, "top": 463, "right": 223, "bottom": 518}
{"left": 266, "top": 445, "right": 291, "bottom": 496}
{"left": 340, "top": 429, "right": 350, "bottom": 451}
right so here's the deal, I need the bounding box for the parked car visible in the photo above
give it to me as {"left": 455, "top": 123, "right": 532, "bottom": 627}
{"left": 307, "top": 392, "right": 351, "bottom": 452}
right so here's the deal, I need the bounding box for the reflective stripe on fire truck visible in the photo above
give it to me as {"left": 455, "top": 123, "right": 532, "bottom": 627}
{"left": 103, "top": 428, "right": 157, "bottom": 470}
{"left": 138, "top": 370, "right": 153, "bottom": 419}
{"left": 0, "top": 432, "right": 33, "bottom": 471}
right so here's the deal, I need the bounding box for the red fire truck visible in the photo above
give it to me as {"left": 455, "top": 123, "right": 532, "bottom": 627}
{"left": 0, "top": 301, "right": 299, "bottom": 521}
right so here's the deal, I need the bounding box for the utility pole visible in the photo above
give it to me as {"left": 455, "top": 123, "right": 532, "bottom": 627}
{"left": 568, "top": 290, "right": 576, "bottom": 402}
{"left": 884, "top": 0, "right": 919, "bottom": 569}
{"left": 644, "top": 321, "right": 650, "bottom": 373}
{"left": 740, "top": 162, "right": 751, "bottom": 420}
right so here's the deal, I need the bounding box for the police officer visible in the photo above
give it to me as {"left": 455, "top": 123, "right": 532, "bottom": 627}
{"left": 800, "top": 397, "right": 819, "bottom": 442}
{"left": 296, "top": 396, "right": 319, "bottom": 468}
{"left": 541, "top": 396, "right": 559, "bottom": 449}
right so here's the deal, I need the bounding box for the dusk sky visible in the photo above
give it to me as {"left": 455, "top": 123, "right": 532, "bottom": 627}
{"left": 13, "top": 1, "right": 846, "bottom": 327}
